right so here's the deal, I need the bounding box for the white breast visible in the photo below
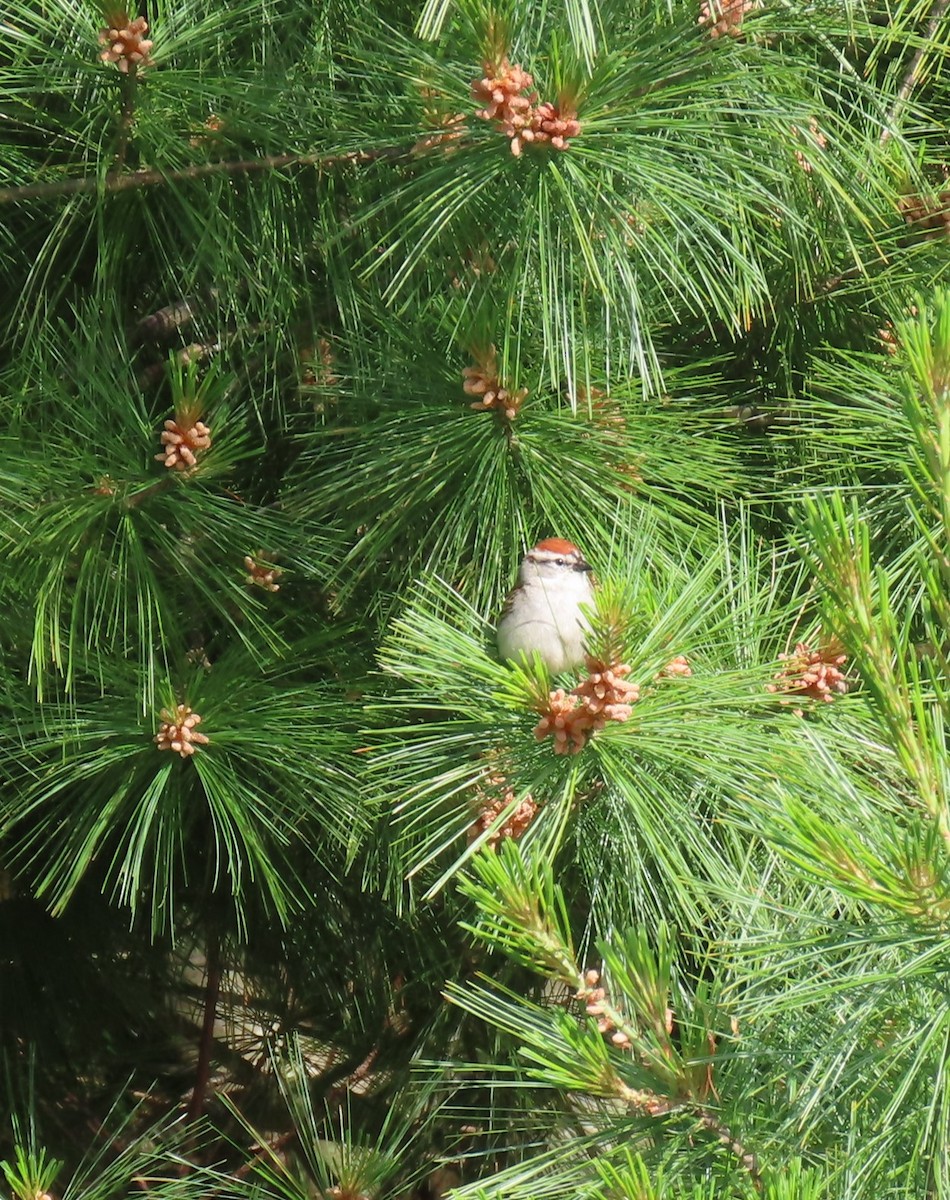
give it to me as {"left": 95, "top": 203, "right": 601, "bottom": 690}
{"left": 497, "top": 573, "right": 593, "bottom": 674}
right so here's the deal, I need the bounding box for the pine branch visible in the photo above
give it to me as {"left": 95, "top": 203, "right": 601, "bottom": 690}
{"left": 881, "top": 0, "right": 950, "bottom": 143}
{"left": 698, "top": 1109, "right": 762, "bottom": 1189}
{"left": 231, "top": 1132, "right": 298, "bottom": 1181}
{"left": 613, "top": 1082, "right": 761, "bottom": 1189}
{"left": 187, "top": 927, "right": 223, "bottom": 1123}
{"left": 112, "top": 69, "right": 139, "bottom": 174}
{"left": 0, "top": 145, "right": 408, "bottom": 205}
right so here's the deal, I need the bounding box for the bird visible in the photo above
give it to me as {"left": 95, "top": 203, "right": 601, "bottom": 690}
{"left": 496, "top": 538, "right": 594, "bottom": 674}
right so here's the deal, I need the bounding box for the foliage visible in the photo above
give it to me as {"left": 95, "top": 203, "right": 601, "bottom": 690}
{"left": 4, "top": 0, "right": 950, "bottom": 1196}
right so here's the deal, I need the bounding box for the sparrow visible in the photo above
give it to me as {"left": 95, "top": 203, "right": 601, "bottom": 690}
{"left": 496, "top": 538, "right": 594, "bottom": 674}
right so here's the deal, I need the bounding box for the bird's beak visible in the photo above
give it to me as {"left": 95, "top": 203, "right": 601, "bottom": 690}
{"left": 576, "top": 561, "right": 593, "bottom": 572}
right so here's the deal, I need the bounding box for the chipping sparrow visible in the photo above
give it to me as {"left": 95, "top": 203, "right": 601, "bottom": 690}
{"left": 497, "top": 538, "right": 594, "bottom": 674}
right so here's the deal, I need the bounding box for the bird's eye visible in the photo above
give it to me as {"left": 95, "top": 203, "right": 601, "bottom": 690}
{"left": 555, "top": 557, "right": 565, "bottom": 565}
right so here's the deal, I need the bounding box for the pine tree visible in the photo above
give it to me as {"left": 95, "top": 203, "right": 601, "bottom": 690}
{"left": 4, "top": 0, "right": 950, "bottom": 1197}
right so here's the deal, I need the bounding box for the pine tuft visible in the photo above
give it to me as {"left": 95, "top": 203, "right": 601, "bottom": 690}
{"left": 98, "top": 14, "right": 154, "bottom": 73}
{"left": 155, "top": 704, "right": 210, "bottom": 757}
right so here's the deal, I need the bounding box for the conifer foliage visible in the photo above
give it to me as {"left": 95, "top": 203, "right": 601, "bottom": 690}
{"left": 3, "top": 0, "right": 950, "bottom": 1196}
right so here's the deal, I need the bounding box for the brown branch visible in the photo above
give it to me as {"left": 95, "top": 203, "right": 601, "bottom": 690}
{"left": 122, "top": 475, "right": 175, "bottom": 509}
{"left": 112, "top": 67, "right": 139, "bottom": 173}
{"left": 881, "top": 0, "right": 950, "bottom": 143}
{"left": 195, "top": 1129, "right": 297, "bottom": 1199}
{"left": 326, "top": 1045, "right": 380, "bottom": 1105}
{"left": 802, "top": 4, "right": 950, "bottom": 296}
{"left": 0, "top": 144, "right": 408, "bottom": 205}
{"left": 231, "top": 1131, "right": 298, "bottom": 1180}
{"left": 200, "top": 1044, "right": 384, "bottom": 1196}
{"left": 813, "top": 262, "right": 870, "bottom": 296}
{"left": 698, "top": 1108, "right": 762, "bottom": 1190}
{"left": 801, "top": 255, "right": 889, "bottom": 305}
{"left": 186, "top": 927, "right": 223, "bottom": 1123}
{"left": 614, "top": 1081, "right": 762, "bottom": 1190}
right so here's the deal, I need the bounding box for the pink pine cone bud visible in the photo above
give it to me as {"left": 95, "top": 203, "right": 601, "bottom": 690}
{"left": 525, "top": 102, "right": 581, "bottom": 150}
{"left": 471, "top": 59, "right": 578, "bottom": 155}
{"left": 658, "top": 655, "right": 692, "bottom": 678}
{"left": 534, "top": 661, "right": 638, "bottom": 754}
{"left": 533, "top": 689, "right": 590, "bottom": 754}
{"left": 155, "top": 704, "right": 210, "bottom": 758}
{"left": 698, "top": 0, "right": 756, "bottom": 36}
{"left": 244, "top": 553, "right": 282, "bottom": 592}
{"left": 573, "top": 660, "right": 639, "bottom": 720}
{"left": 155, "top": 416, "right": 211, "bottom": 471}
{"left": 463, "top": 348, "right": 527, "bottom": 420}
{"left": 472, "top": 59, "right": 536, "bottom": 122}
{"left": 469, "top": 773, "right": 539, "bottom": 846}
{"left": 768, "top": 639, "right": 849, "bottom": 705}
{"left": 99, "top": 14, "right": 154, "bottom": 71}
